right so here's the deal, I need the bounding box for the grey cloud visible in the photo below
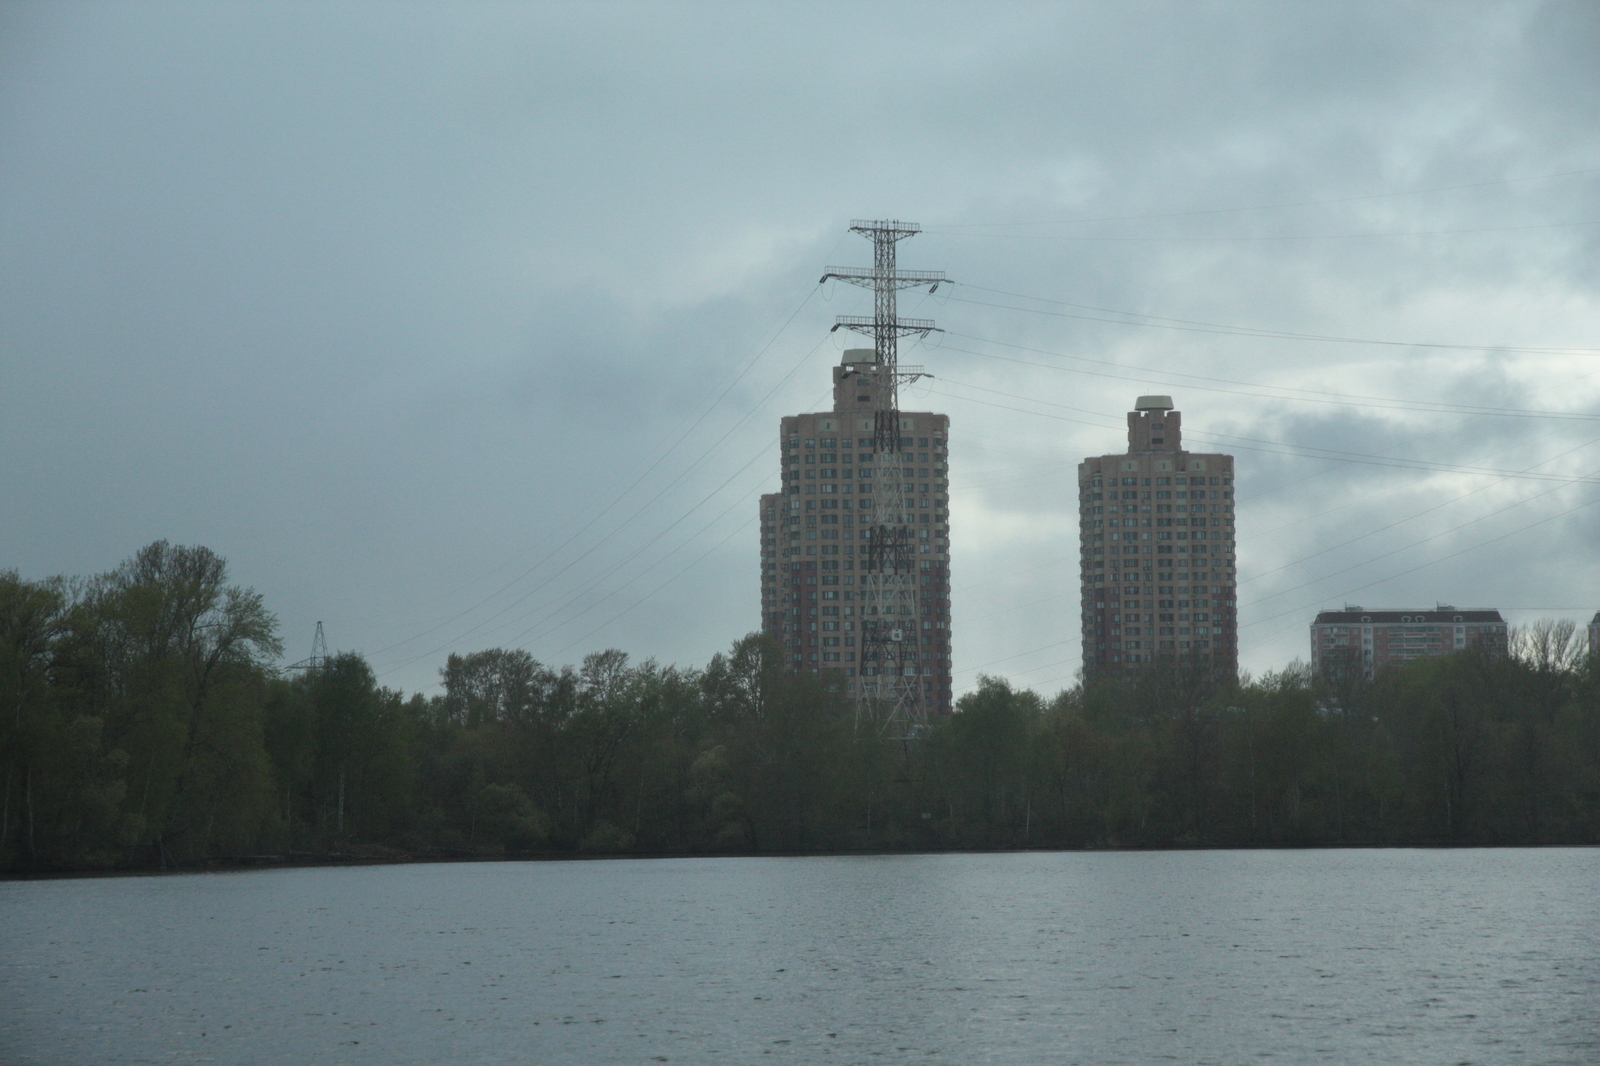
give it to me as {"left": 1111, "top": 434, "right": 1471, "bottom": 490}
{"left": 3, "top": 1, "right": 1597, "bottom": 694}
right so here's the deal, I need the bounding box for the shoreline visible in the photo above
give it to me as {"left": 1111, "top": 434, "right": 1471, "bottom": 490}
{"left": 7, "top": 839, "right": 1595, "bottom": 881}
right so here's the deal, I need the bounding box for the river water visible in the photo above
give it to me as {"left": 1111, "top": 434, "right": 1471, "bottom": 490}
{"left": 3, "top": 849, "right": 1597, "bottom": 1064}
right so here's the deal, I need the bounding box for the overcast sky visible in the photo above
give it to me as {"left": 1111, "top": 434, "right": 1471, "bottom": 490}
{"left": 3, "top": 1, "right": 1597, "bottom": 697}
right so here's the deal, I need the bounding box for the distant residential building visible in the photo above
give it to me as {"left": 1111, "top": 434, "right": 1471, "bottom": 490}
{"left": 758, "top": 349, "right": 953, "bottom": 714}
{"left": 1310, "top": 607, "right": 1507, "bottom": 680}
{"left": 1079, "top": 396, "right": 1237, "bottom": 680}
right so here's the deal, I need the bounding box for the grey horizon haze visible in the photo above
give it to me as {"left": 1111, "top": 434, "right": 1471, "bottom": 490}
{"left": 3, "top": 1, "right": 1597, "bottom": 699}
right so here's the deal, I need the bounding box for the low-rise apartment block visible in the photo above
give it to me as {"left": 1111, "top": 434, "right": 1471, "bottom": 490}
{"left": 1310, "top": 607, "right": 1507, "bottom": 679}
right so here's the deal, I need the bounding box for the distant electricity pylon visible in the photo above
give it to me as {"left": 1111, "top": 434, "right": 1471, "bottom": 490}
{"left": 285, "top": 621, "right": 328, "bottom": 674}
{"left": 821, "top": 220, "right": 945, "bottom": 740}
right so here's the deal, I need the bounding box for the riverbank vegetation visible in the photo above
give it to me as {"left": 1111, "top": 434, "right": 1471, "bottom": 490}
{"left": 4, "top": 543, "right": 1599, "bottom": 872}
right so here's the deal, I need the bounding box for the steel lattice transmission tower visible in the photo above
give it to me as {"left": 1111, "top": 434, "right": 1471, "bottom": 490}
{"left": 821, "top": 220, "right": 945, "bottom": 738}
{"left": 285, "top": 620, "right": 328, "bottom": 675}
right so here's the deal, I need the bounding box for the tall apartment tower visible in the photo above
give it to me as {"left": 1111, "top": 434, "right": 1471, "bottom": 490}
{"left": 758, "top": 349, "right": 953, "bottom": 715}
{"left": 1079, "top": 396, "right": 1238, "bottom": 680}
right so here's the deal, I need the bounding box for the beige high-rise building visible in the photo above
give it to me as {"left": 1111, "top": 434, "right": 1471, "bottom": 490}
{"left": 758, "top": 349, "right": 953, "bottom": 714}
{"left": 1079, "top": 396, "right": 1238, "bottom": 680}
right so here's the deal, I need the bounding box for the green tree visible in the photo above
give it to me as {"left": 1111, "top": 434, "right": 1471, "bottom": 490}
{"left": 305, "top": 652, "right": 415, "bottom": 843}
{"left": 82, "top": 542, "right": 282, "bottom": 862}
{"left": 931, "top": 676, "right": 1040, "bottom": 846}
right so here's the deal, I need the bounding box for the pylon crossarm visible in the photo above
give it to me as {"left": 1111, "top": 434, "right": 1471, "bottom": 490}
{"left": 821, "top": 267, "right": 946, "bottom": 288}
{"left": 848, "top": 218, "right": 921, "bottom": 236}
{"left": 832, "top": 315, "right": 937, "bottom": 334}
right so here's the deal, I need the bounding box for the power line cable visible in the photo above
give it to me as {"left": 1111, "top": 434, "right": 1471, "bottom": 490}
{"left": 925, "top": 382, "right": 1600, "bottom": 485}
{"left": 548, "top": 513, "right": 761, "bottom": 662}
{"left": 938, "top": 394, "right": 1598, "bottom": 689}
{"left": 910, "top": 384, "right": 1596, "bottom": 681}
{"left": 1238, "top": 485, "right": 1600, "bottom": 634}
{"left": 366, "top": 283, "right": 828, "bottom": 659}
{"left": 1005, "top": 654, "right": 1083, "bottom": 685}
{"left": 372, "top": 370, "right": 826, "bottom": 675}
{"left": 940, "top": 340, "right": 1600, "bottom": 433}
{"left": 1233, "top": 366, "right": 1600, "bottom": 511}
{"left": 373, "top": 376, "right": 833, "bottom": 677}
{"left": 536, "top": 281, "right": 956, "bottom": 664}
{"left": 365, "top": 229, "right": 866, "bottom": 672}
{"left": 482, "top": 382, "right": 831, "bottom": 653}
{"left": 954, "top": 639, "right": 1076, "bottom": 676}
{"left": 947, "top": 289, "right": 1600, "bottom": 358}
{"left": 1239, "top": 464, "right": 1600, "bottom": 617}
{"left": 929, "top": 219, "right": 1600, "bottom": 243}
{"left": 502, "top": 440, "right": 782, "bottom": 654}
{"left": 524, "top": 273, "right": 953, "bottom": 672}
{"left": 1239, "top": 431, "right": 1600, "bottom": 585}
{"left": 934, "top": 336, "right": 1600, "bottom": 446}
{"left": 927, "top": 167, "right": 1600, "bottom": 228}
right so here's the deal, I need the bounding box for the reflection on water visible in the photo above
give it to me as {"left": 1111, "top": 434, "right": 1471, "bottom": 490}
{"left": 3, "top": 849, "right": 1597, "bottom": 1064}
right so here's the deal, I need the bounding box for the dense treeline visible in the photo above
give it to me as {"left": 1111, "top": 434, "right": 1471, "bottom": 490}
{"left": 4, "top": 542, "right": 1599, "bottom": 872}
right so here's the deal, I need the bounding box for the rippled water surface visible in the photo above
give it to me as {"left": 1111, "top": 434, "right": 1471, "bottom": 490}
{"left": 3, "top": 849, "right": 1598, "bottom": 1064}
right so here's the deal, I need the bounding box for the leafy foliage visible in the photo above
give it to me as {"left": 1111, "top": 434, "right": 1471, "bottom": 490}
{"left": 4, "top": 547, "right": 1599, "bottom": 871}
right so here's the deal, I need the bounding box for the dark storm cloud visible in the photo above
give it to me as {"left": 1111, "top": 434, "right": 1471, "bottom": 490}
{"left": 3, "top": 1, "right": 1596, "bottom": 693}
